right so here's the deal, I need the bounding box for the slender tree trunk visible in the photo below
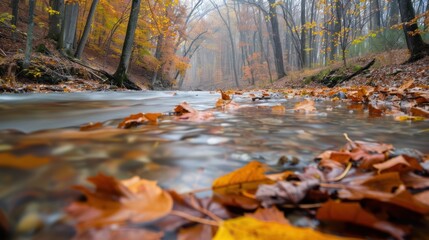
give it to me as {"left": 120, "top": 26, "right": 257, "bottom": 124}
{"left": 48, "top": 0, "right": 64, "bottom": 41}
{"left": 11, "top": 0, "right": 19, "bottom": 40}
{"left": 75, "top": 0, "right": 99, "bottom": 59}
{"left": 59, "top": 3, "right": 79, "bottom": 52}
{"left": 397, "top": 0, "right": 429, "bottom": 61}
{"left": 300, "top": 0, "right": 306, "bottom": 69}
{"left": 113, "top": 0, "right": 141, "bottom": 86}
{"left": 23, "top": 0, "right": 36, "bottom": 69}
{"left": 268, "top": 0, "right": 286, "bottom": 78}
{"left": 370, "top": 0, "right": 381, "bottom": 30}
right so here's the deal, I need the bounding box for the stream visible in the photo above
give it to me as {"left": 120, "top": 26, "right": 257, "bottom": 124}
{"left": 0, "top": 91, "right": 428, "bottom": 239}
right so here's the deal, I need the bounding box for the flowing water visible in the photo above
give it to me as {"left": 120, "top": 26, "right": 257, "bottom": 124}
{"left": 0, "top": 91, "right": 428, "bottom": 239}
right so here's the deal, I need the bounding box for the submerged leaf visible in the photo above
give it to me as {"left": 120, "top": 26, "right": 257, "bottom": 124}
{"left": 294, "top": 99, "right": 316, "bottom": 112}
{"left": 0, "top": 153, "right": 51, "bottom": 169}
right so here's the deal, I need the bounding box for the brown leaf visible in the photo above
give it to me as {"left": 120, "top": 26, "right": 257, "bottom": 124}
{"left": 271, "top": 105, "right": 286, "bottom": 114}
{"left": 294, "top": 99, "right": 316, "bottom": 112}
{"left": 373, "top": 155, "right": 423, "bottom": 173}
{"left": 316, "top": 200, "right": 410, "bottom": 240}
{"left": 174, "top": 102, "right": 214, "bottom": 121}
{"left": 220, "top": 91, "right": 231, "bottom": 100}
{"left": 212, "top": 193, "right": 259, "bottom": 210}
{"left": 414, "top": 191, "right": 429, "bottom": 207}
{"left": 0, "top": 153, "right": 51, "bottom": 169}
{"left": 400, "top": 172, "right": 429, "bottom": 189}
{"left": 212, "top": 161, "right": 274, "bottom": 194}
{"left": 255, "top": 178, "right": 320, "bottom": 206}
{"left": 398, "top": 79, "right": 415, "bottom": 92}
{"left": 67, "top": 174, "right": 173, "bottom": 231}
{"left": 245, "top": 206, "right": 290, "bottom": 224}
{"left": 117, "top": 113, "right": 159, "bottom": 129}
{"left": 80, "top": 122, "right": 103, "bottom": 131}
{"left": 410, "top": 107, "right": 429, "bottom": 118}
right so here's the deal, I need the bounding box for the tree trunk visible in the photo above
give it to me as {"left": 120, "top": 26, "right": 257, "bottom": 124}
{"left": 48, "top": 0, "right": 64, "bottom": 41}
{"left": 59, "top": 3, "right": 79, "bottom": 52}
{"left": 268, "top": 0, "right": 286, "bottom": 78}
{"left": 370, "top": 0, "right": 381, "bottom": 30}
{"left": 23, "top": 0, "right": 36, "bottom": 69}
{"left": 300, "top": 0, "right": 306, "bottom": 69}
{"left": 11, "top": 0, "right": 19, "bottom": 26}
{"left": 75, "top": 0, "right": 99, "bottom": 59}
{"left": 388, "top": 0, "right": 400, "bottom": 27}
{"left": 113, "top": 0, "right": 141, "bottom": 87}
{"left": 397, "top": 0, "right": 429, "bottom": 61}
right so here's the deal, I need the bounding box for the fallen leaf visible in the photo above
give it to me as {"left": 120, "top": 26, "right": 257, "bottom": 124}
{"left": 398, "top": 79, "right": 415, "bottom": 92}
{"left": 316, "top": 200, "right": 410, "bottom": 240}
{"left": 213, "top": 216, "right": 351, "bottom": 240}
{"left": 394, "top": 115, "right": 425, "bottom": 122}
{"left": 0, "top": 152, "right": 51, "bottom": 169}
{"left": 174, "top": 102, "right": 214, "bottom": 121}
{"left": 212, "top": 161, "right": 274, "bottom": 194}
{"left": 414, "top": 191, "right": 429, "bottom": 207}
{"left": 294, "top": 99, "right": 316, "bottom": 112}
{"left": 373, "top": 155, "right": 423, "bottom": 173}
{"left": 255, "top": 178, "right": 320, "bottom": 206}
{"left": 118, "top": 113, "right": 147, "bottom": 128}
{"left": 410, "top": 107, "right": 429, "bottom": 118}
{"left": 80, "top": 122, "right": 103, "bottom": 131}
{"left": 400, "top": 172, "right": 429, "bottom": 189}
{"left": 271, "top": 105, "right": 286, "bottom": 114}
{"left": 245, "top": 206, "right": 290, "bottom": 224}
{"left": 220, "top": 91, "right": 231, "bottom": 100}
{"left": 67, "top": 174, "right": 173, "bottom": 231}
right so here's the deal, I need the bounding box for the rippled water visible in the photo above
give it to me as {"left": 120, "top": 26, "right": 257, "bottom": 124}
{"left": 0, "top": 91, "right": 428, "bottom": 239}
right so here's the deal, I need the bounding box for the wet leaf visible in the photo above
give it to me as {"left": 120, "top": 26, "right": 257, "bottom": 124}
{"left": 0, "top": 152, "right": 51, "bottom": 169}
{"left": 213, "top": 216, "right": 351, "bottom": 240}
{"left": 245, "top": 206, "right": 290, "bottom": 224}
{"left": 220, "top": 91, "right": 231, "bottom": 100}
{"left": 174, "top": 102, "right": 214, "bottom": 121}
{"left": 118, "top": 113, "right": 162, "bottom": 128}
{"left": 294, "top": 99, "right": 316, "bottom": 112}
{"left": 255, "top": 178, "right": 320, "bottom": 206}
{"left": 373, "top": 155, "right": 423, "bottom": 173}
{"left": 410, "top": 107, "right": 429, "bottom": 118}
{"left": 67, "top": 174, "right": 173, "bottom": 231}
{"left": 212, "top": 161, "right": 274, "bottom": 194}
{"left": 271, "top": 105, "right": 286, "bottom": 114}
{"left": 400, "top": 172, "right": 429, "bottom": 189}
{"left": 316, "top": 200, "right": 410, "bottom": 240}
{"left": 394, "top": 115, "right": 425, "bottom": 122}
{"left": 80, "top": 122, "right": 103, "bottom": 131}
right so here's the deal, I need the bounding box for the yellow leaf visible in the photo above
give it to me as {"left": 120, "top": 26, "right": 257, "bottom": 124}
{"left": 213, "top": 216, "right": 352, "bottom": 240}
{"left": 212, "top": 161, "right": 274, "bottom": 194}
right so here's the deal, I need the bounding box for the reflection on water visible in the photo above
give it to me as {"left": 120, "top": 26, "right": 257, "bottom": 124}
{"left": 0, "top": 91, "right": 428, "bottom": 239}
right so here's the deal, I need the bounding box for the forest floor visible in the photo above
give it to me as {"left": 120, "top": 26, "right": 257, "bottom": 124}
{"left": 1, "top": 41, "right": 428, "bottom": 93}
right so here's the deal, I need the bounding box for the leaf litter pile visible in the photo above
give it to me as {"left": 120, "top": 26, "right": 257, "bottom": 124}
{"left": 1, "top": 81, "right": 429, "bottom": 239}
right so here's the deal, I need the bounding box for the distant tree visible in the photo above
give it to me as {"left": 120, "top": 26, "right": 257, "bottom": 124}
{"left": 47, "top": 0, "right": 64, "bottom": 41}
{"left": 75, "top": 0, "right": 99, "bottom": 59}
{"left": 23, "top": 0, "right": 36, "bottom": 69}
{"left": 113, "top": 0, "right": 141, "bottom": 87}
{"left": 59, "top": 2, "right": 79, "bottom": 52}
{"left": 10, "top": 0, "right": 19, "bottom": 40}
{"left": 397, "top": 0, "right": 429, "bottom": 62}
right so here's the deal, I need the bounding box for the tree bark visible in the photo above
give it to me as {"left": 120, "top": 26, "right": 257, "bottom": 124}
{"left": 268, "top": 0, "right": 286, "bottom": 78}
{"left": 300, "top": 0, "right": 306, "bottom": 69}
{"left": 113, "top": 0, "right": 141, "bottom": 87}
{"left": 75, "top": 0, "right": 99, "bottom": 59}
{"left": 48, "top": 0, "right": 64, "bottom": 41}
{"left": 59, "top": 3, "right": 79, "bottom": 52}
{"left": 370, "top": 0, "right": 381, "bottom": 30}
{"left": 23, "top": 0, "right": 36, "bottom": 69}
{"left": 388, "top": 0, "right": 400, "bottom": 27}
{"left": 11, "top": 0, "right": 19, "bottom": 40}
{"left": 397, "top": 0, "right": 429, "bottom": 61}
